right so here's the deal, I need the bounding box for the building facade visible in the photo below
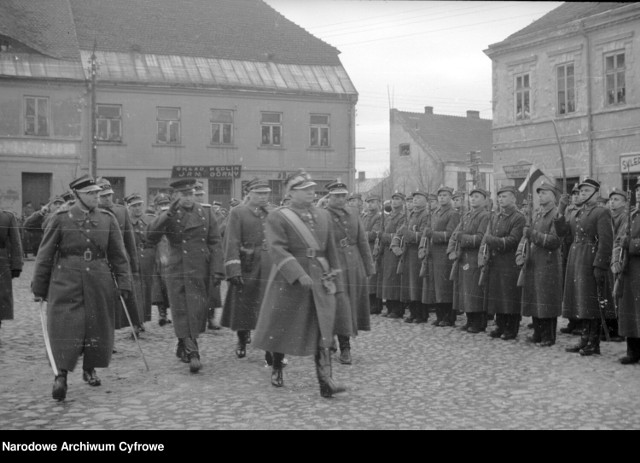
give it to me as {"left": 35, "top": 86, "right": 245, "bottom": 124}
{"left": 0, "top": 0, "right": 358, "bottom": 213}
{"left": 484, "top": 2, "right": 640, "bottom": 205}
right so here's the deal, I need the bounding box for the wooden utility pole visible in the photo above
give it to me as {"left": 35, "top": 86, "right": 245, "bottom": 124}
{"left": 89, "top": 41, "right": 98, "bottom": 177}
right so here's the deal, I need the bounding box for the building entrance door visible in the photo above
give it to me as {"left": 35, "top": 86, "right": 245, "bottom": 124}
{"left": 22, "top": 172, "right": 51, "bottom": 212}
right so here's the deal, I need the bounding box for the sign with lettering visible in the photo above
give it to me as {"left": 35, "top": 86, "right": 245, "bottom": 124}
{"left": 503, "top": 164, "right": 532, "bottom": 179}
{"left": 171, "top": 165, "right": 242, "bottom": 178}
{"left": 620, "top": 154, "right": 640, "bottom": 173}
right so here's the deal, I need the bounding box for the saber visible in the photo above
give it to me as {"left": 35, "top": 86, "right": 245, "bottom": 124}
{"left": 115, "top": 285, "right": 150, "bottom": 372}
{"left": 551, "top": 119, "right": 567, "bottom": 195}
{"left": 37, "top": 299, "right": 59, "bottom": 376}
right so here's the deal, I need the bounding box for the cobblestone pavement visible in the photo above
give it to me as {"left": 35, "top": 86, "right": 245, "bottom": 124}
{"left": 1, "top": 260, "right": 639, "bottom": 430}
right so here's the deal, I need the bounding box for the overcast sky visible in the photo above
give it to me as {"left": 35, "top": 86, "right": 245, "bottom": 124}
{"left": 265, "top": 0, "right": 563, "bottom": 178}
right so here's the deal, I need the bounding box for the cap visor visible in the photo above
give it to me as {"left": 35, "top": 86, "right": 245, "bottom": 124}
{"left": 250, "top": 187, "right": 272, "bottom": 193}
{"left": 292, "top": 181, "right": 316, "bottom": 190}
{"left": 329, "top": 188, "right": 349, "bottom": 195}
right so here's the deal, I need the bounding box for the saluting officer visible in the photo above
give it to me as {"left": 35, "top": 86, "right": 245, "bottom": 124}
{"left": 96, "top": 177, "right": 142, "bottom": 335}
{"left": 146, "top": 178, "right": 224, "bottom": 373}
{"left": 482, "top": 185, "right": 526, "bottom": 340}
{"left": 449, "top": 187, "right": 490, "bottom": 333}
{"left": 325, "top": 179, "right": 375, "bottom": 365}
{"left": 221, "top": 178, "right": 273, "bottom": 361}
{"left": 125, "top": 193, "right": 156, "bottom": 326}
{"left": 32, "top": 175, "right": 131, "bottom": 400}
{"left": 421, "top": 185, "right": 460, "bottom": 327}
{"left": 556, "top": 178, "right": 613, "bottom": 357}
{"left": 362, "top": 195, "right": 383, "bottom": 314}
{"left": 0, "top": 207, "right": 23, "bottom": 334}
{"left": 381, "top": 192, "right": 406, "bottom": 319}
{"left": 520, "top": 182, "right": 563, "bottom": 346}
{"left": 23, "top": 195, "right": 65, "bottom": 236}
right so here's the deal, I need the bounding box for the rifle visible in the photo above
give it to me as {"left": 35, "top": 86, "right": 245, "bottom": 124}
{"left": 449, "top": 213, "right": 464, "bottom": 281}
{"left": 478, "top": 211, "right": 493, "bottom": 286}
{"left": 418, "top": 212, "right": 431, "bottom": 278}
{"left": 395, "top": 234, "right": 405, "bottom": 274}
{"left": 596, "top": 282, "right": 611, "bottom": 342}
{"left": 516, "top": 194, "right": 533, "bottom": 287}
{"left": 612, "top": 165, "right": 632, "bottom": 309}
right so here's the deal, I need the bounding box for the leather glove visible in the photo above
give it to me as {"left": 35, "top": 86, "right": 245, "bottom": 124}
{"left": 229, "top": 276, "right": 244, "bottom": 287}
{"left": 119, "top": 289, "right": 130, "bottom": 300}
{"left": 297, "top": 274, "right": 313, "bottom": 288}
{"left": 423, "top": 228, "right": 433, "bottom": 239}
{"left": 418, "top": 248, "right": 426, "bottom": 260}
{"left": 11, "top": 269, "right": 21, "bottom": 279}
{"left": 392, "top": 246, "right": 403, "bottom": 257}
{"left": 522, "top": 227, "right": 531, "bottom": 240}
{"left": 167, "top": 198, "right": 181, "bottom": 217}
{"left": 557, "top": 194, "right": 570, "bottom": 215}
{"left": 212, "top": 276, "right": 223, "bottom": 287}
{"left": 593, "top": 267, "right": 607, "bottom": 286}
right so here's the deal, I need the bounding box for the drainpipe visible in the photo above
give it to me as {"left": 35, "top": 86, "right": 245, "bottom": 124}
{"left": 581, "top": 21, "right": 594, "bottom": 178}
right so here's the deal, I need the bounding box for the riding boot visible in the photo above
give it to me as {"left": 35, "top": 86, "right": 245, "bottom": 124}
{"left": 432, "top": 305, "right": 442, "bottom": 326}
{"left": 580, "top": 319, "right": 601, "bottom": 356}
{"left": 337, "top": 335, "right": 352, "bottom": 365}
{"left": 619, "top": 337, "right": 640, "bottom": 364}
{"left": 271, "top": 352, "right": 285, "bottom": 387}
{"left": 52, "top": 369, "right": 68, "bottom": 401}
{"left": 184, "top": 337, "right": 201, "bottom": 372}
{"left": 236, "top": 330, "right": 249, "bottom": 358}
{"left": 158, "top": 304, "right": 170, "bottom": 326}
{"left": 315, "top": 347, "right": 347, "bottom": 398}
{"left": 490, "top": 313, "right": 506, "bottom": 338}
{"left": 527, "top": 317, "right": 542, "bottom": 343}
{"left": 566, "top": 322, "right": 589, "bottom": 353}
{"left": 369, "top": 294, "right": 381, "bottom": 314}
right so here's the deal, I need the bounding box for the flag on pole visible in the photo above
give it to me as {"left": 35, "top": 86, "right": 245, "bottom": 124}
{"left": 518, "top": 165, "right": 545, "bottom": 193}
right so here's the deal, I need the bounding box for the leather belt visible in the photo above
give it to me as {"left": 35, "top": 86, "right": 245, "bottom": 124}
{"left": 291, "top": 249, "right": 326, "bottom": 259}
{"left": 60, "top": 250, "right": 106, "bottom": 261}
{"left": 339, "top": 238, "right": 354, "bottom": 248}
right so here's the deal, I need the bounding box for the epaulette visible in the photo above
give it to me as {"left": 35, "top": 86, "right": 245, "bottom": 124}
{"left": 99, "top": 208, "right": 117, "bottom": 218}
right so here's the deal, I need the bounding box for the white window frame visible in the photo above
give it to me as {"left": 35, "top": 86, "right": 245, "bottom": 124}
{"left": 605, "top": 51, "right": 626, "bottom": 106}
{"left": 157, "top": 107, "right": 181, "bottom": 144}
{"left": 24, "top": 96, "right": 49, "bottom": 136}
{"left": 260, "top": 112, "right": 282, "bottom": 147}
{"left": 96, "top": 104, "right": 122, "bottom": 142}
{"left": 309, "top": 114, "right": 330, "bottom": 147}
{"left": 514, "top": 72, "right": 531, "bottom": 121}
{"left": 556, "top": 63, "right": 576, "bottom": 115}
{"left": 210, "top": 109, "right": 233, "bottom": 145}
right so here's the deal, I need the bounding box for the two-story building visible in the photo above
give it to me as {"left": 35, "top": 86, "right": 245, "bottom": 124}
{"left": 0, "top": 0, "right": 358, "bottom": 213}
{"left": 484, "top": 2, "right": 640, "bottom": 205}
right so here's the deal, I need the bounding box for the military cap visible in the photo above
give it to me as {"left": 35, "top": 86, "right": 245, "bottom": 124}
{"left": 497, "top": 185, "right": 518, "bottom": 196}
{"left": 536, "top": 181, "right": 560, "bottom": 196}
{"left": 577, "top": 177, "right": 600, "bottom": 190}
{"left": 124, "top": 193, "right": 144, "bottom": 206}
{"left": 452, "top": 190, "right": 464, "bottom": 199}
{"left": 245, "top": 177, "right": 272, "bottom": 193}
{"left": 284, "top": 169, "right": 316, "bottom": 192}
{"left": 154, "top": 193, "right": 171, "bottom": 205}
{"left": 607, "top": 187, "right": 626, "bottom": 200}
{"left": 194, "top": 182, "right": 205, "bottom": 193}
{"left": 95, "top": 177, "right": 114, "bottom": 196}
{"left": 365, "top": 195, "right": 381, "bottom": 202}
{"left": 326, "top": 179, "right": 349, "bottom": 195}
{"left": 596, "top": 197, "right": 608, "bottom": 205}
{"left": 50, "top": 195, "right": 65, "bottom": 205}
{"left": 412, "top": 190, "right": 428, "bottom": 199}
{"left": 436, "top": 185, "right": 454, "bottom": 196}
{"left": 229, "top": 197, "right": 241, "bottom": 207}
{"left": 170, "top": 178, "right": 198, "bottom": 192}
{"left": 427, "top": 193, "right": 438, "bottom": 201}
{"left": 469, "top": 187, "right": 489, "bottom": 198}
{"left": 391, "top": 191, "right": 406, "bottom": 200}
{"left": 69, "top": 174, "right": 102, "bottom": 193}
{"left": 212, "top": 201, "right": 222, "bottom": 207}
{"left": 61, "top": 190, "right": 75, "bottom": 202}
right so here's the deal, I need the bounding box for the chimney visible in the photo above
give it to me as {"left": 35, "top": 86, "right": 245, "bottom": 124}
{"left": 358, "top": 171, "right": 366, "bottom": 181}
{"left": 466, "top": 110, "right": 480, "bottom": 119}
{"left": 424, "top": 106, "right": 433, "bottom": 115}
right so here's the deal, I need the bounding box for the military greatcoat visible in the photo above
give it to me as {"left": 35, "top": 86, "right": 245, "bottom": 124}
{"left": 450, "top": 207, "right": 489, "bottom": 313}
{"left": 362, "top": 210, "right": 382, "bottom": 295}
{"left": 221, "top": 203, "right": 271, "bottom": 331}
{"left": 327, "top": 204, "right": 374, "bottom": 336}
{"left": 253, "top": 204, "right": 343, "bottom": 356}
{"left": 31, "top": 204, "right": 131, "bottom": 371}
{"left": 555, "top": 203, "right": 613, "bottom": 319}
{"left": 615, "top": 208, "right": 640, "bottom": 337}
{"left": 422, "top": 203, "right": 459, "bottom": 304}
{"left": 147, "top": 204, "right": 224, "bottom": 339}
{"left": 483, "top": 205, "right": 525, "bottom": 315}
{"left": 380, "top": 208, "right": 406, "bottom": 301}
{"left": 520, "top": 204, "right": 563, "bottom": 318}
{"left": 0, "top": 211, "right": 23, "bottom": 320}
{"left": 130, "top": 212, "right": 157, "bottom": 322}
{"left": 399, "top": 205, "right": 430, "bottom": 302}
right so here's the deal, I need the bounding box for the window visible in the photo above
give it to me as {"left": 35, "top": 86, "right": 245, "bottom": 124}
{"left": 605, "top": 52, "right": 625, "bottom": 105}
{"left": 457, "top": 171, "right": 467, "bottom": 191}
{"left": 211, "top": 109, "right": 233, "bottom": 144}
{"left": 557, "top": 63, "right": 575, "bottom": 115}
{"left": 399, "top": 143, "right": 410, "bottom": 156}
{"left": 309, "top": 114, "right": 330, "bottom": 147}
{"left": 96, "top": 104, "right": 122, "bottom": 142}
{"left": 0, "top": 38, "right": 12, "bottom": 52}
{"left": 24, "top": 96, "right": 49, "bottom": 136}
{"left": 157, "top": 107, "right": 180, "bottom": 144}
{"left": 515, "top": 73, "right": 530, "bottom": 121}
{"left": 261, "top": 112, "right": 282, "bottom": 146}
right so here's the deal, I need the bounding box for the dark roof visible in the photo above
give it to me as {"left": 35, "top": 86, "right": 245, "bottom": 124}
{"left": 506, "top": 2, "right": 633, "bottom": 41}
{"left": 395, "top": 110, "right": 492, "bottom": 164}
{"left": 0, "top": 0, "right": 80, "bottom": 61}
{"left": 68, "top": 0, "right": 341, "bottom": 65}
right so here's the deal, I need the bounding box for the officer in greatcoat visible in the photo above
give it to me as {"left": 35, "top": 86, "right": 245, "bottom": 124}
{"left": 222, "top": 178, "right": 273, "bottom": 360}
{"left": 23, "top": 195, "right": 65, "bottom": 236}
{"left": 0, "top": 208, "right": 23, "bottom": 333}
{"left": 421, "top": 185, "right": 460, "bottom": 327}
{"left": 449, "top": 187, "right": 490, "bottom": 333}
{"left": 31, "top": 175, "right": 131, "bottom": 401}
{"left": 555, "top": 178, "right": 613, "bottom": 357}
{"left": 362, "top": 195, "right": 383, "bottom": 314}
{"left": 252, "top": 169, "right": 347, "bottom": 398}
{"left": 612, "top": 179, "right": 640, "bottom": 364}
{"left": 325, "top": 179, "right": 375, "bottom": 365}
{"left": 482, "top": 185, "right": 526, "bottom": 340}
{"left": 558, "top": 185, "right": 582, "bottom": 335}
{"left": 150, "top": 193, "right": 172, "bottom": 327}
{"left": 125, "top": 193, "right": 156, "bottom": 325}
{"left": 96, "top": 177, "right": 142, "bottom": 334}
{"left": 146, "top": 178, "right": 224, "bottom": 373}
{"left": 381, "top": 192, "right": 406, "bottom": 319}
{"left": 519, "top": 182, "right": 563, "bottom": 346}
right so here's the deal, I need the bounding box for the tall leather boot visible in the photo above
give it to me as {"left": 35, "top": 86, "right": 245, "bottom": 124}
{"left": 432, "top": 305, "right": 442, "bottom": 326}
{"left": 441, "top": 304, "right": 454, "bottom": 326}
{"left": 490, "top": 314, "right": 505, "bottom": 338}
{"left": 619, "top": 337, "right": 640, "bottom": 364}
{"left": 236, "top": 330, "right": 249, "bottom": 358}
{"left": 369, "top": 294, "right": 381, "bottom": 314}
{"left": 405, "top": 302, "right": 417, "bottom": 323}
{"left": 527, "top": 317, "right": 542, "bottom": 343}
{"left": 539, "top": 318, "right": 555, "bottom": 346}
{"left": 580, "top": 319, "right": 601, "bottom": 356}
{"left": 566, "top": 320, "right": 589, "bottom": 353}
{"left": 337, "top": 335, "right": 352, "bottom": 365}
{"left": 52, "top": 369, "right": 68, "bottom": 401}
{"left": 315, "top": 347, "right": 347, "bottom": 398}
{"left": 184, "top": 337, "right": 201, "bottom": 372}
{"left": 271, "top": 352, "right": 285, "bottom": 387}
